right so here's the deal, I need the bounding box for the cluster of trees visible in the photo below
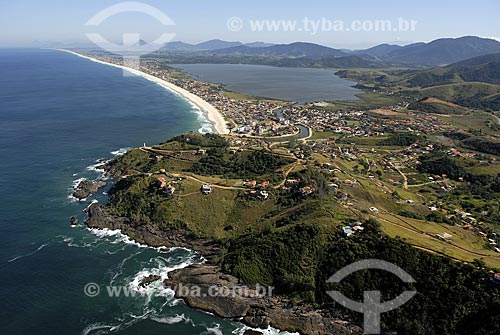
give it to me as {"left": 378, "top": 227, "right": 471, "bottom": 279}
{"left": 221, "top": 220, "right": 500, "bottom": 334}
{"left": 418, "top": 151, "right": 500, "bottom": 200}
{"left": 190, "top": 149, "right": 293, "bottom": 178}
{"left": 462, "top": 137, "right": 500, "bottom": 156}
{"left": 166, "top": 132, "right": 228, "bottom": 148}
{"left": 379, "top": 132, "right": 423, "bottom": 147}
{"left": 417, "top": 151, "right": 465, "bottom": 180}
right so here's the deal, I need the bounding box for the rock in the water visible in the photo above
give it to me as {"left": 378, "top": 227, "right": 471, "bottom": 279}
{"left": 243, "top": 330, "right": 263, "bottom": 335}
{"left": 70, "top": 216, "right": 78, "bottom": 226}
{"left": 73, "top": 180, "right": 106, "bottom": 200}
{"left": 139, "top": 274, "right": 162, "bottom": 288}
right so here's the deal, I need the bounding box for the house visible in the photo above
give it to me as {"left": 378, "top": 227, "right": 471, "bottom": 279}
{"left": 197, "top": 149, "right": 207, "bottom": 155}
{"left": 162, "top": 184, "right": 175, "bottom": 195}
{"left": 248, "top": 189, "right": 270, "bottom": 200}
{"left": 343, "top": 226, "right": 354, "bottom": 237}
{"left": 299, "top": 186, "right": 314, "bottom": 196}
{"left": 437, "top": 233, "right": 452, "bottom": 241}
{"left": 259, "top": 181, "right": 270, "bottom": 188}
{"left": 156, "top": 177, "right": 167, "bottom": 188}
{"left": 244, "top": 180, "right": 257, "bottom": 188}
{"left": 201, "top": 184, "right": 212, "bottom": 195}
{"left": 491, "top": 273, "right": 500, "bottom": 283}
{"left": 406, "top": 200, "right": 414, "bottom": 204}
{"left": 258, "top": 190, "right": 269, "bottom": 200}
{"left": 285, "top": 179, "right": 301, "bottom": 187}
{"left": 369, "top": 207, "right": 379, "bottom": 213}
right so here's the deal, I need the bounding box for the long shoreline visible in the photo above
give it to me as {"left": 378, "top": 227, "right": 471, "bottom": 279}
{"left": 55, "top": 49, "right": 230, "bottom": 135}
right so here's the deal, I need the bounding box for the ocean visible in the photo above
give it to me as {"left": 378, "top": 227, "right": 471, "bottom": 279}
{"left": 0, "top": 49, "right": 292, "bottom": 335}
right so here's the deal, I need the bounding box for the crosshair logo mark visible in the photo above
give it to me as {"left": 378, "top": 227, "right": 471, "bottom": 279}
{"left": 326, "top": 259, "right": 416, "bottom": 334}
{"left": 85, "top": 1, "right": 176, "bottom": 74}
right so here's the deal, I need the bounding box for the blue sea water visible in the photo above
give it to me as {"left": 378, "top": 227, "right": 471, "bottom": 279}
{"left": 0, "top": 49, "right": 289, "bottom": 335}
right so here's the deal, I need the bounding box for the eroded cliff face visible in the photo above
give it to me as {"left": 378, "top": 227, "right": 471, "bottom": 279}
{"left": 164, "top": 264, "right": 362, "bottom": 335}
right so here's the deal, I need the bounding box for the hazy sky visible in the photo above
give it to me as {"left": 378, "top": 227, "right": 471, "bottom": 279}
{"left": 1, "top": 0, "right": 499, "bottom": 49}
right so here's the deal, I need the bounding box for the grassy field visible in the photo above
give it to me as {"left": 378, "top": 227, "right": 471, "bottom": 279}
{"left": 318, "top": 92, "right": 401, "bottom": 111}
{"left": 376, "top": 212, "right": 500, "bottom": 268}
{"left": 438, "top": 110, "right": 498, "bottom": 134}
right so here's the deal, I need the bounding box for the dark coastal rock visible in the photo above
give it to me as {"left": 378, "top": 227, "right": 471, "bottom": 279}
{"left": 85, "top": 203, "right": 362, "bottom": 334}
{"left": 73, "top": 180, "right": 106, "bottom": 200}
{"left": 164, "top": 264, "right": 363, "bottom": 335}
{"left": 86, "top": 204, "right": 221, "bottom": 262}
{"left": 139, "top": 274, "right": 161, "bottom": 288}
{"left": 243, "top": 330, "right": 263, "bottom": 335}
{"left": 69, "top": 216, "right": 78, "bottom": 226}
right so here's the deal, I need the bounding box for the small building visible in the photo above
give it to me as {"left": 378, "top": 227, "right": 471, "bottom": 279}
{"left": 491, "top": 273, "right": 500, "bottom": 283}
{"left": 259, "top": 181, "right": 270, "bottom": 188}
{"left": 244, "top": 180, "right": 257, "bottom": 188}
{"left": 437, "top": 233, "right": 452, "bottom": 241}
{"left": 343, "top": 226, "right": 354, "bottom": 237}
{"left": 369, "top": 207, "right": 379, "bottom": 213}
{"left": 156, "top": 177, "right": 167, "bottom": 188}
{"left": 162, "top": 184, "right": 175, "bottom": 195}
{"left": 299, "top": 186, "right": 314, "bottom": 196}
{"left": 258, "top": 190, "right": 269, "bottom": 200}
{"left": 201, "top": 184, "right": 212, "bottom": 195}
{"left": 285, "top": 179, "right": 301, "bottom": 187}
{"left": 197, "top": 149, "right": 207, "bottom": 155}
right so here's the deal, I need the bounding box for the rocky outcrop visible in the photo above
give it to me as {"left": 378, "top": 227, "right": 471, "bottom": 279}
{"left": 85, "top": 202, "right": 361, "bottom": 335}
{"left": 164, "top": 264, "right": 363, "bottom": 335}
{"left": 139, "top": 274, "right": 162, "bottom": 288}
{"left": 86, "top": 204, "right": 221, "bottom": 262}
{"left": 73, "top": 180, "right": 106, "bottom": 200}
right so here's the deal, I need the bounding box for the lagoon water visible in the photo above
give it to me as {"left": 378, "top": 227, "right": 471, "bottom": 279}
{"left": 0, "top": 49, "right": 292, "bottom": 335}
{"left": 171, "top": 63, "right": 362, "bottom": 103}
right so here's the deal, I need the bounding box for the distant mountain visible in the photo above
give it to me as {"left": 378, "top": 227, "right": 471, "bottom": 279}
{"left": 406, "top": 55, "right": 500, "bottom": 87}
{"left": 268, "top": 55, "right": 383, "bottom": 68}
{"left": 211, "top": 42, "right": 347, "bottom": 59}
{"left": 384, "top": 36, "right": 500, "bottom": 66}
{"left": 449, "top": 53, "right": 500, "bottom": 67}
{"left": 397, "top": 50, "right": 500, "bottom": 110}
{"left": 352, "top": 44, "right": 403, "bottom": 57}
{"left": 245, "top": 42, "right": 275, "bottom": 48}
{"left": 162, "top": 39, "right": 243, "bottom": 51}
{"left": 162, "top": 41, "right": 198, "bottom": 51}
{"left": 195, "top": 39, "right": 243, "bottom": 50}
{"left": 160, "top": 36, "right": 500, "bottom": 69}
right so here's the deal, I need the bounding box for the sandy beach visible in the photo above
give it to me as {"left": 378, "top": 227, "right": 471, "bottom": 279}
{"left": 56, "top": 49, "right": 229, "bottom": 135}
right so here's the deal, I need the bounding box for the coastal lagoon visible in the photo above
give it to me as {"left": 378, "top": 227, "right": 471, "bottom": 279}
{"left": 171, "top": 63, "right": 362, "bottom": 103}
{"left": 0, "top": 49, "right": 291, "bottom": 335}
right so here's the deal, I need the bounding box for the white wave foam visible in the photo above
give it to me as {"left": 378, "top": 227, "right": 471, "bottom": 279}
{"left": 233, "top": 325, "right": 300, "bottom": 335}
{"left": 87, "top": 227, "right": 181, "bottom": 253}
{"left": 72, "top": 177, "right": 86, "bottom": 189}
{"left": 8, "top": 243, "right": 49, "bottom": 263}
{"left": 86, "top": 161, "right": 106, "bottom": 173}
{"left": 150, "top": 313, "right": 192, "bottom": 325}
{"left": 83, "top": 199, "right": 98, "bottom": 212}
{"left": 205, "top": 324, "right": 223, "bottom": 335}
{"left": 81, "top": 323, "right": 113, "bottom": 335}
{"left": 127, "top": 253, "right": 197, "bottom": 300}
{"left": 110, "top": 148, "right": 131, "bottom": 157}
{"left": 67, "top": 177, "right": 87, "bottom": 202}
